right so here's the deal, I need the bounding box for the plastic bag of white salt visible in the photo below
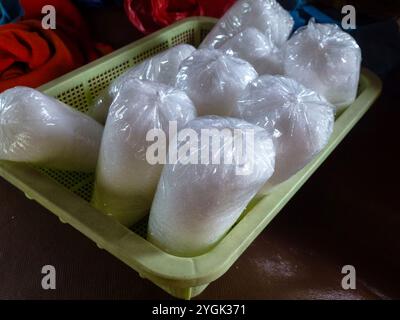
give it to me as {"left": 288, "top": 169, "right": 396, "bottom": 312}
{"left": 148, "top": 116, "right": 276, "bottom": 257}
{"left": 0, "top": 87, "right": 103, "bottom": 172}
{"left": 200, "top": 0, "right": 294, "bottom": 49}
{"left": 220, "top": 27, "right": 284, "bottom": 75}
{"left": 284, "top": 19, "right": 362, "bottom": 110}
{"left": 232, "top": 75, "right": 334, "bottom": 191}
{"left": 175, "top": 49, "right": 258, "bottom": 116}
{"left": 89, "top": 44, "right": 195, "bottom": 124}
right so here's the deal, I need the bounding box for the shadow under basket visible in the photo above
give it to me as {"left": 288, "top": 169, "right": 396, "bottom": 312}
{"left": 0, "top": 17, "right": 382, "bottom": 299}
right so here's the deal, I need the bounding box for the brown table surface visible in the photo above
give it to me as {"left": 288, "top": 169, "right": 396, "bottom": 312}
{"left": 1, "top": 7, "right": 399, "bottom": 300}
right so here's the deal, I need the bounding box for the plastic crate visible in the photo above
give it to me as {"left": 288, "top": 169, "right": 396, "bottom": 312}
{"left": 0, "top": 17, "right": 382, "bottom": 299}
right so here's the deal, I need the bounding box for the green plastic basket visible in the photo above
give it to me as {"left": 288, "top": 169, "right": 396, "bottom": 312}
{"left": 0, "top": 17, "right": 382, "bottom": 299}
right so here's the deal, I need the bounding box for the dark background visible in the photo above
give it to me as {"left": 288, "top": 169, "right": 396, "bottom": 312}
{"left": 0, "top": 5, "right": 399, "bottom": 300}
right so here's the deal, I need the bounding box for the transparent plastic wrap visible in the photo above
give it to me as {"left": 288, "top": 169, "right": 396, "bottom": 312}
{"left": 232, "top": 75, "right": 334, "bottom": 190}
{"left": 0, "top": 87, "right": 103, "bottom": 172}
{"left": 220, "top": 27, "right": 284, "bottom": 75}
{"left": 147, "top": 116, "right": 276, "bottom": 257}
{"left": 175, "top": 49, "right": 258, "bottom": 116}
{"left": 200, "top": 0, "right": 294, "bottom": 49}
{"left": 92, "top": 79, "right": 197, "bottom": 227}
{"left": 284, "top": 19, "right": 362, "bottom": 110}
{"left": 89, "top": 44, "right": 196, "bottom": 124}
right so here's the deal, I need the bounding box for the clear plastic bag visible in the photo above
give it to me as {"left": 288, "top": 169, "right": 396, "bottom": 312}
{"left": 0, "top": 87, "right": 103, "bottom": 172}
{"left": 284, "top": 19, "right": 362, "bottom": 110}
{"left": 219, "top": 27, "right": 284, "bottom": 75}
{"left": 92, "top": 79, "right": 197, "bottom": 227}
{"left": 147, "top": 116, "right": 276, "bottom": 257}
{"left": 200, "top": 0, "right": 294, "bottom": 49}
{"left": 175, "top": 49, "right": 258, "bottom": 116}
{"left": 89, "top": 44, "right": 196, "bottom": 124}
{"left": 232, "top": 75, "right": 334, "bottom": 189}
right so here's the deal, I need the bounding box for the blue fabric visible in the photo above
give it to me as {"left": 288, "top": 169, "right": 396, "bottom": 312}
{"left": 73, "top": 0, "right": 123, "bottom": 8}
{"left": 289, "top": 0, "right": 339, "bottom": 30}
{"left": 0, "top": 0, "right": 24, "bottom": 25}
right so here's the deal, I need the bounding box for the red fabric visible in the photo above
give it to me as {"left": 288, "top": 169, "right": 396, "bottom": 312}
{"left": 0, "top": 20, "right": 77, "bottom": 92}
{"left": 125, "top": 0, "right": 235, "bottom": 34}
{"left": 0, "top": 0, "right": 112, "bottom": 92}
{"left": 20, "top": 0, "right": 112, "bottom": 63}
